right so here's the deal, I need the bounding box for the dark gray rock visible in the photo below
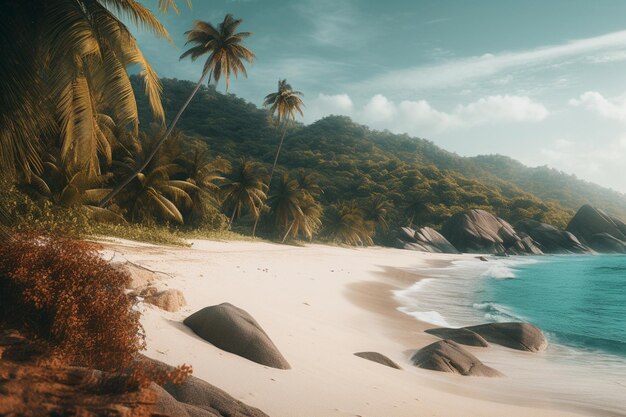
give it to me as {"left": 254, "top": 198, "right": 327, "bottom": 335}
{"left": 396, "top": 226, "right": 459, "bottom": 253}
{"left": 184, "top": 303, "right": 290, "bottom": 369}
{"left": 411, "top": 340, "right": 501, "bottom": 377}
{"left": 425, "top": 327, "right": 489, "bottom": 347}
{"left": 516, "top": 220, "right": 591, "bottom": 254}
{"left": 354, "top": 352, "right": 401, "bottom": 369}
{"left": 566, "top": 205, "right": 626, "bottom": 253}
{"left": 441, "top": 209, "right": 543, "bottom": 255}
{"left": 464, "top": 322, "right": 547, "bottom": 352}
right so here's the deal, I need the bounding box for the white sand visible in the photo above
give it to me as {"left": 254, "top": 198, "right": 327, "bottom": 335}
{"left": 101, "top": 238, "right": 592, "bottom": 417}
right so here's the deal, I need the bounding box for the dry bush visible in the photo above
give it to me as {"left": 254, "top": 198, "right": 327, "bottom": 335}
{"left": 0, "top": 234, "right": 143, "bottom": 371}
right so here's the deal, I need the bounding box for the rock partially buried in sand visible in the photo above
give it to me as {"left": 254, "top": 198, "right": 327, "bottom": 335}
{"left": 354, "top": 352, "right": 402, "bottom": 369}
{"left": 140, "top": 355, "right": 270, "bottom": 417}
{"left": 184, "top": 303, "right": 290, "bottom": 369}
{"left": 111, "top": 261, "right": 158, "bottom": 289}
{"left": 464, "top": 322, "right": 547, "bottom": 352}
{"left": 142, "top": 287, "right": 186, "bottom": 312}
{"left": 425, "top": 327, "right": 489, "bottom": 347}
{"left": 411, "top": 340, "right": 502, "bottom": 377}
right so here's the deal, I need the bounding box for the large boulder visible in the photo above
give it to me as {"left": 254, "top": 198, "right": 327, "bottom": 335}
{"left": 517, "top": 220, "right": 591, "bottom": 254}
{"left": 424, "top": 327, "right": 489, "bottom": 347}
{"left": 464, "top": 322, "right": 547, "bottom": 352}
{"left": 183, "top": 303, "right": 290, "bottom": 369}
{"left": 141, "top": 355, "right": 269, "bottom": 417}
{"left": 566, "top": 205, "right": 626, "bottom": 253}
{"left": 111, "top": 261, "right": 158, "bottom": 289}
{"left": 396, "top": 226, "right": 459, "bottom": 253}
{"left": 410, "top": 340, "right": 501, "bottom": 377}
{"left": 441, "top": 209, "right": 543, "bottom": 255}
{"left": 354, "top": 351, "right": 401, "bottom": 369}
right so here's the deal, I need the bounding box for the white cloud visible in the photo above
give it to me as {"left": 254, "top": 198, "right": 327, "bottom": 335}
{"left": 569, "top": 91, "right": 626, "bottom": 121}
{"left": 294, "top": 0, "right": 363, "bottom": 47}
{"left": 305, "top": 93, "right": 548, "bottom": 134}
{"left": 305, "top": 93, "right": 354, "bottom": 122}
{"left": 352, "top": 29, "right": 626, "bottom": 94}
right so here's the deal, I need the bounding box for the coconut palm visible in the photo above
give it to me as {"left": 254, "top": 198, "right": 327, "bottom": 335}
{"left": 99, "top": 14, "right": 255, "bottom": 207}
{"left": 264, "top": 79, "right": 305, "bottom": 183}
{"left": 268, "top": 173, "right": 322, "bottom": 242}
{"left": 0, "top": 1, "right": 189, "bottom": 180}
{"left": 221, "top": 159, "right": 267, "bottom": 229}
{"left": 114, "top": 132, "right": 197, "bottom": 224}
{"left": 363, "top": 195, "right": 393, "bottom": 231}
{"left": 251, "top": 79, "right": 304, "bottom": 236}
{"left": 323, "top": 201, "right": 374, "bottom": 246}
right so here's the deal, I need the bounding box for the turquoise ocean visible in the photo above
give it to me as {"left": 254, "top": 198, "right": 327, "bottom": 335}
{"left": 395, "top": 255, "right": 626, "bottom": 416}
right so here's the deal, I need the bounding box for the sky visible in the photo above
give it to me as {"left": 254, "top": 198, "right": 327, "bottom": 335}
{"left": 131, "top": 0, "right": 626, "bottom": 194}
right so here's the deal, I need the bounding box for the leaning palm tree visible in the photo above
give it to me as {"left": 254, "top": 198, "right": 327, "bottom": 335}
{"left": 323, "top": 201, "right": 374, "bottom": 246}
{"left": 221, "top": 159, "right": 268, "bottom": 229}
{"left": 99, "top": 14, "right": 255, "bottom": 207}
{"left": 251, "top": 79, "right": 304, "bottom": 236}
{"left": 1, "top": 1, "right": 190, "bottom": 180}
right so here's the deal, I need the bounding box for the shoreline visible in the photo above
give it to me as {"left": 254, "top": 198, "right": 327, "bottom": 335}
{"left": 101, "top": 237, "right": 616, "bottom": 417}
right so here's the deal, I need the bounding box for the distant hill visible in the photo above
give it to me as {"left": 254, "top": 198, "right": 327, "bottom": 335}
{"left": 132, "top": 76, "right": 626, "bottom": 238}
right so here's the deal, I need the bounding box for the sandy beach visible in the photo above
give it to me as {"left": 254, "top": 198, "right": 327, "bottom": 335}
{"left": 100, "top": 238, "right": 608, "bottom": 417}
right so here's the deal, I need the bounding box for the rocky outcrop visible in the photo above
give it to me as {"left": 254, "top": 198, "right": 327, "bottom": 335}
{"left": 184, "top": 303, "right": 290, "bottom": 369}
{"left": 465, "top": 322, "right": 547, "bottom": 352}
{"left": 441, "top": 209, "right": 543, "bottom": 255}
{"left": 566, "top": 205, "right": 626, "bottom": 253}
{"left": 396, "top": 226, "right": 459, "bottom": 253}
{"left": 517, "top": 220, "right": 591, "bottom": 254}
{"left": 411, "top": 340, "right": 501, "bottom": 377}
{"left": 425, "top": 327, "right": 489, "bottom": 347}
{"left": 354, "top": 351, "right": 401, "bottom": 369}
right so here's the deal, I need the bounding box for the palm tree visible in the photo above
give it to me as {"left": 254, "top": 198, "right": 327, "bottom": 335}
{"left": 251, "top": 79, "right": 304, "bottom": 236}
{"left": 364, "top": 195, "right": 393, "bottom": 231}
{"left": 221, "top": 159, "right": 267, "bottom": 229}
{"left": 264, "top": 79, "right": 305, "bottom": 183}
{"left": 114, "top": 131, "right": 197, "bottom": 224}
{"left": 0, "top": 1, "right": 189, "bottom": 180}
{"left": 269, "top": 173, "right": 322, "bottom": 242}
{"left": 323, "top": 201, "right": 374, "bottom": 246}
{"left": 99, "top": 14, "right": 255, "bottom": 207}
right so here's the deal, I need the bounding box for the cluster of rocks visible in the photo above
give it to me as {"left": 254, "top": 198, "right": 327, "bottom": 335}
{"left": 412, "top": 322, "right": 547, "bottom": 377}
{"left": 397, "top": 205, "right": 626, "bottom": 255}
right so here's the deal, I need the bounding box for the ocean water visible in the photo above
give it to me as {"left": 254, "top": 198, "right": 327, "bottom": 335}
{"left": 395, "top": 255, "right": 626, "bottom": 415}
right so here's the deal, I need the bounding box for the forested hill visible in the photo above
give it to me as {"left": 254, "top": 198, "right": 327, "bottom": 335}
{"left": 133, "top": 76, "right": 626, "bottom": 230}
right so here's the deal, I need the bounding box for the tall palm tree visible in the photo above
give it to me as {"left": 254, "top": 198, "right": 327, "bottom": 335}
{"left": 264, "top": 79, "right": 305, "bottom": 183}
{"left": 221, "top": 158, "right": 267, "bottom": 229}
{"left": 99, "top": 14, "right": 255, "bottom": 207}
{"left": 251, "top": 79, "right": 304, "bottom": 236}
{"left": 0, "top": 1, "right": 189, "bottom": 180}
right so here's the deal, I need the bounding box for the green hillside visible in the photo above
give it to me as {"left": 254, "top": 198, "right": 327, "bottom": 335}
{"left": 132, "top": 76, "right": 626, "bottom": 240}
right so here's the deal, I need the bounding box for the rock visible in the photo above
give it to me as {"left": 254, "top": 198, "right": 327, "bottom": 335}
{"left": 354, "top": 352, "right": 401, "bottom": 369}
{"left": 516, "top": 220, "right": 591, "bottom": 254}
{"left": 111, "top": 261, "right": 158, "bottom": 289}
{"left": 566, "top": 205, "right": 626, "bottom": 253}
{"left": 464, "top": 322, "right": 547, "bottom": 352}
{"left": 140, "top": 355, "right": 269, "bottom": 417}
{"left": 183, "top": 303, "right": 290, "bottom": 369}
{"left": 441, "top": 209, "right": 543, "bottom": 255}
{"left": 396, "top": 226, "right": 459, "bottom": 253}
{"left": 410, "top": 340, "right": 501, "bottom": 377}
{"left": 505, "top": 235, "right": 544, "bottom": 256}
{"left": 424, "top": 327, "right": 489, "bottom": 347}
{"left": 142, "top": 287, "right": 186, "bottom": 312}
{"left": 476, "top": 256, "right": 489, "bottom": 262}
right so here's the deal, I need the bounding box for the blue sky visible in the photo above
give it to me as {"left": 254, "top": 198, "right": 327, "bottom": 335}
{"left": 132, "top": 0, "right": 626, "bottom": 193}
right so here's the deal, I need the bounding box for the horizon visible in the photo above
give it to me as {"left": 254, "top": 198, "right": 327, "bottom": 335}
{"left": 131, "top": 0, "right": 626, "bottom": 194}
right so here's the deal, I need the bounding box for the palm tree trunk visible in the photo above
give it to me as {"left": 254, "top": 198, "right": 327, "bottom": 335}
{"left": 282, "top": 220, "right": 295, "bottom": 243}
{"left": 228, "top": 205, "right": 237, "bottom": 230}
{"left": 251, "top": 122, "right": 288, "bottom": 237}
{"left": 98, "top": 70, "right": 213, "bottom": 208}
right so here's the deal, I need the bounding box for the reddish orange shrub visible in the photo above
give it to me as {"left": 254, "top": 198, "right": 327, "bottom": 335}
{"left": 0, "top": 234, "right": 143, "bottom": 371}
